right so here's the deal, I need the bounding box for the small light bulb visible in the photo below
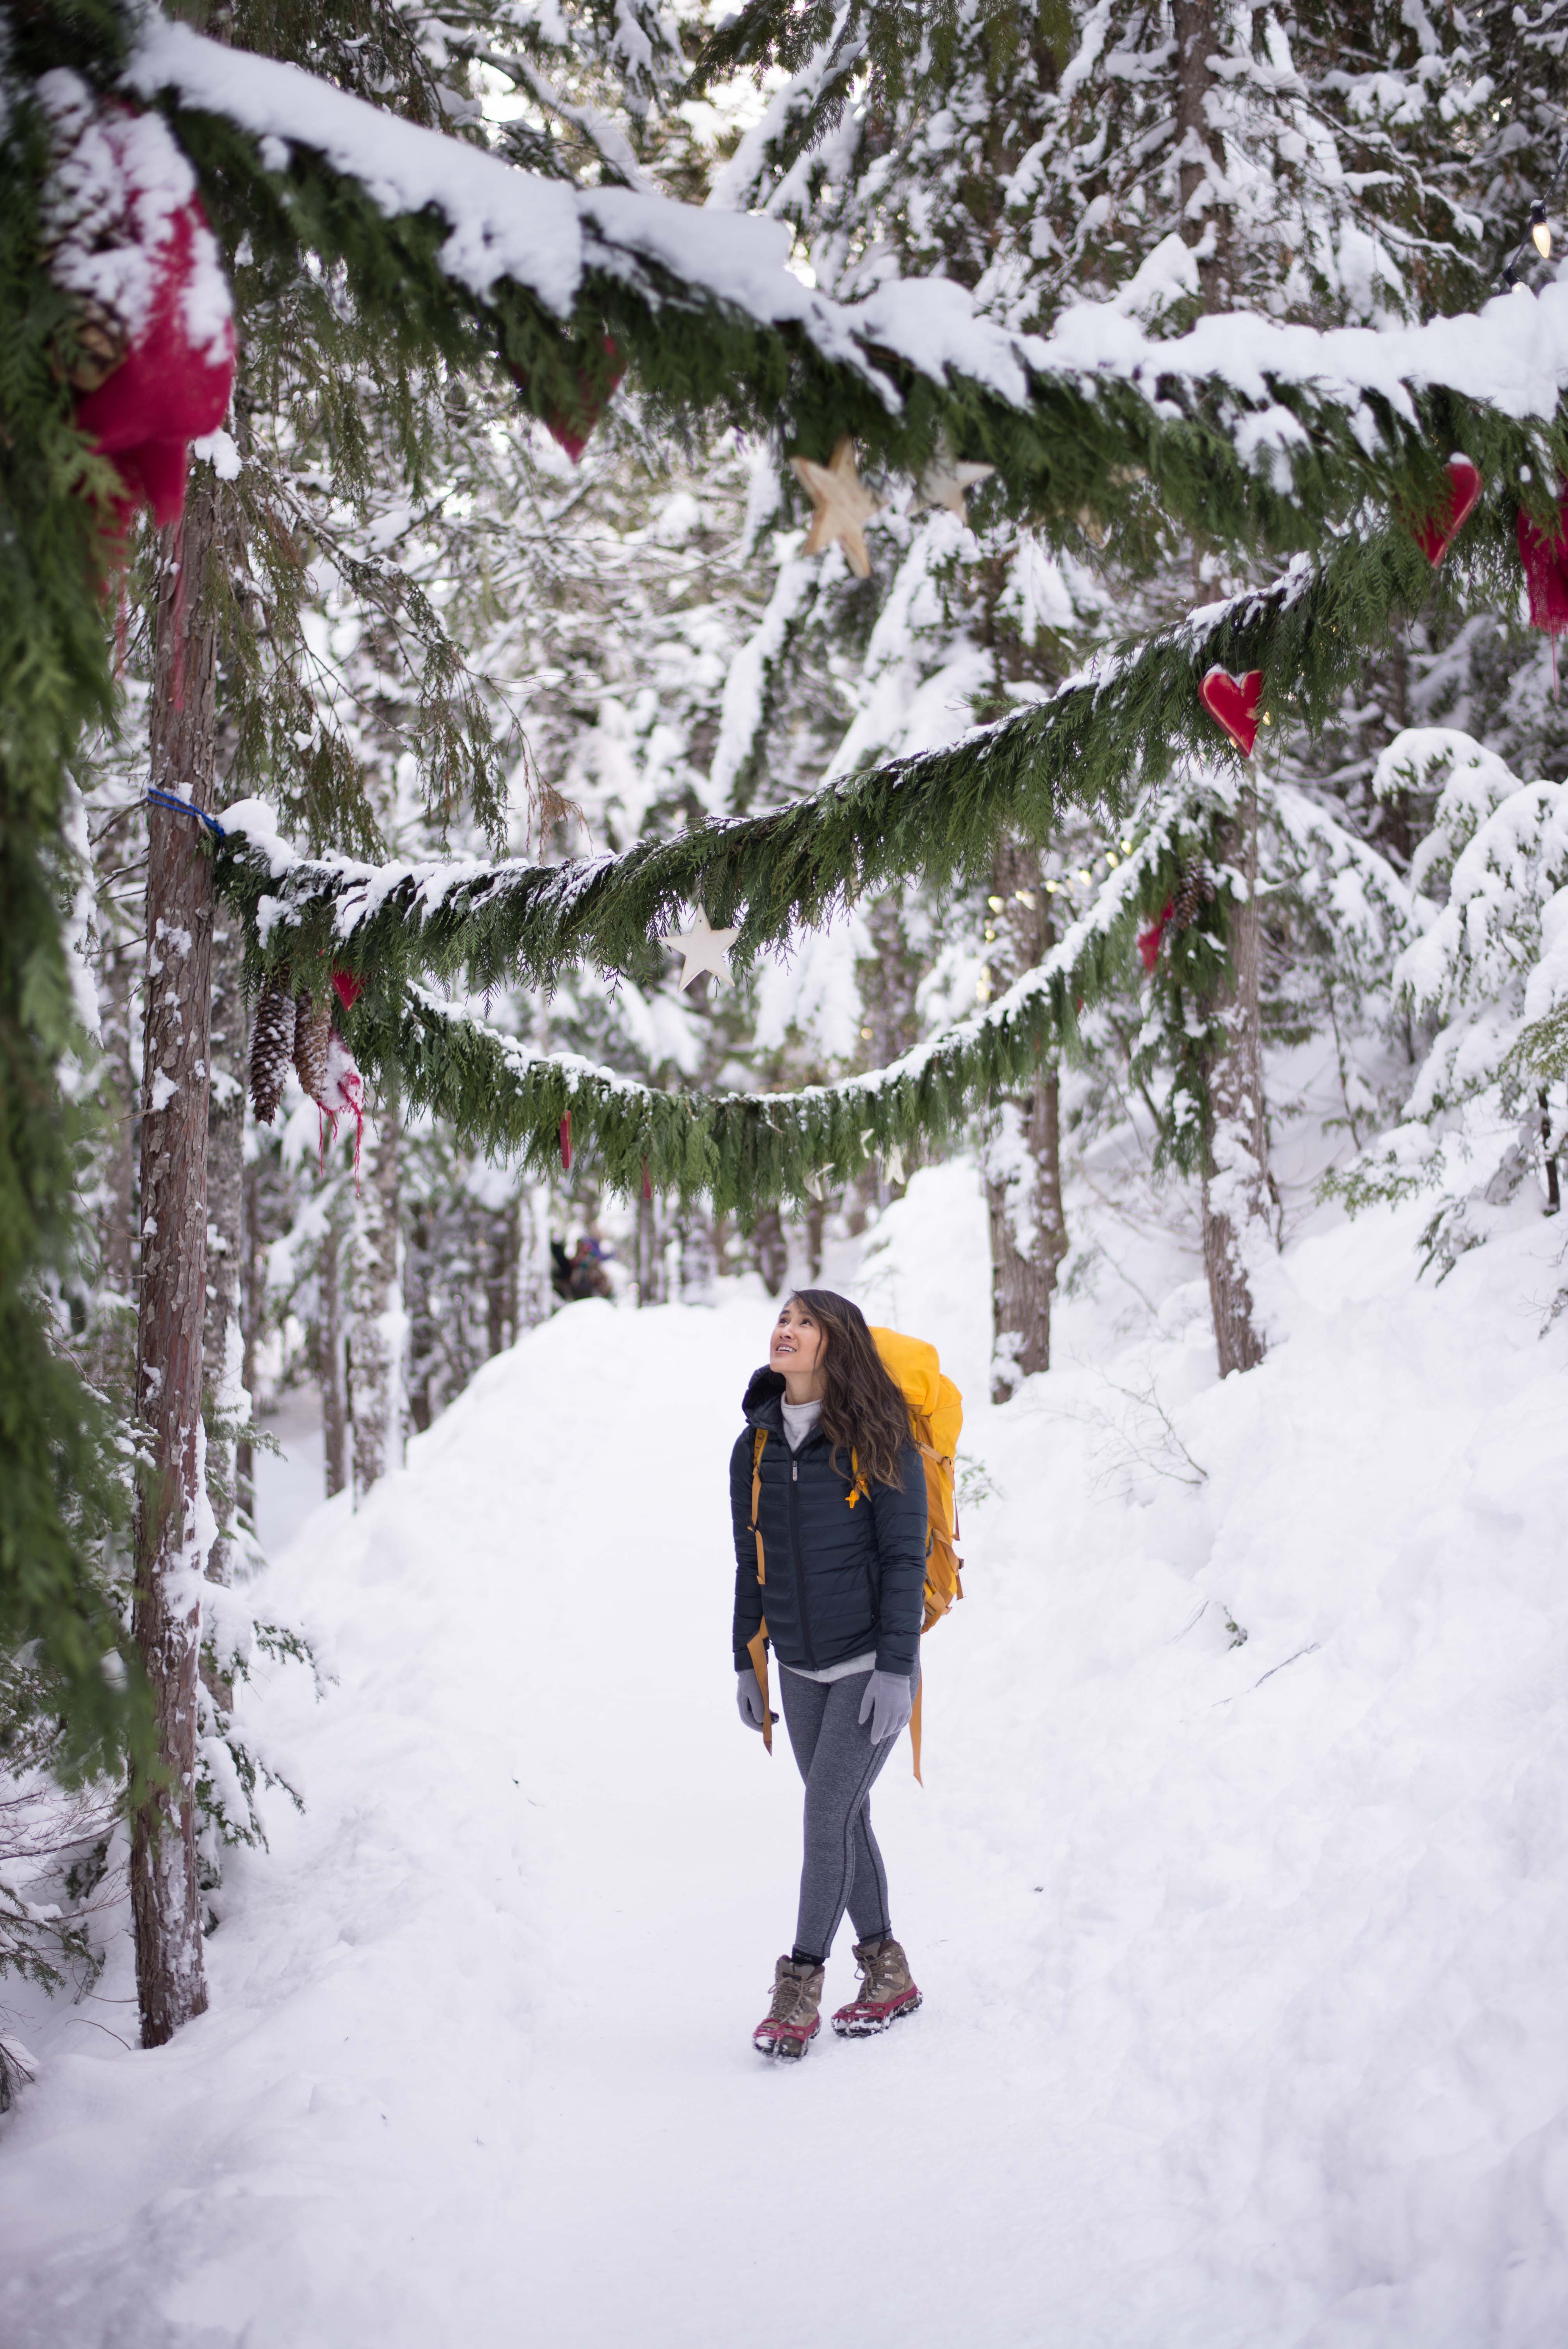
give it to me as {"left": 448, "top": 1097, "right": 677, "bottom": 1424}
{"left": 1078, "top": 868, "right": 1091, "bottom": 884}
{"left": 1121, "top": 838, "right": 1134, "bottom": 853}
{"left": 1106, "top": 850, "right": 1119, "bottom": 868}
{"left": 1014, "top": 889, "right": 1036, "bottom": 908}
{"left": 1045, "top": 879, "right": 1059, "bottom": 894}
{"left": 1533, "top": 205, "right": 1552, "bottom": 260}
{"left": 987, "top": 894, "right": 1005, "bottom": 911}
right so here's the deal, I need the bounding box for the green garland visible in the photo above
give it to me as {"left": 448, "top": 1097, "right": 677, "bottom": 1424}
{"left": 218, "top": 519, "right": 1496, "bottom": 1011}
{"left": 349, "top": 788, "right": 1210, "bottom": 1209}
{"left": 351, "top": 767, "right": 1417, "bottom": 1206}
{"left": 30, "top": 10, "right": 1553, "bottom": 575}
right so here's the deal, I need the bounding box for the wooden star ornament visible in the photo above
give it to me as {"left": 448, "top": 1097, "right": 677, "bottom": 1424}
{"left": 917, "top": 455, "right": 996, "bottom": 524}
{"left": 659, "top": 906, "right": 739, "bottom": 991}
{"left": 790, "top": 437, "right": 880, "bottom": 579}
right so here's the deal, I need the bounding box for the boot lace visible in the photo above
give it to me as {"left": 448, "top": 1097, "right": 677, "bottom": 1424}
{"left": 770, "top": 1968, "right": 811, "bottom": 2023}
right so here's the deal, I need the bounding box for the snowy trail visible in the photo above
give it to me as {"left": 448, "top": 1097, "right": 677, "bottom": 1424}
{"left": 8, "top": 1176, "right": 1568, "bottom": 2344}
{"left": 0, "top": 1295, "right": 1145, "bottom": 2348}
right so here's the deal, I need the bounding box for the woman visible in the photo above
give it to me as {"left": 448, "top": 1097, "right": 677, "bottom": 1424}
{"left": 731, "top": 1289, "right": 928, "bottom": 2060}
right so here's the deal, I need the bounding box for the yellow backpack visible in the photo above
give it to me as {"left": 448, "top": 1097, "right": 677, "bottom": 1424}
{"left": 745, "top": 1325, "right": 964, "bottom": 1782}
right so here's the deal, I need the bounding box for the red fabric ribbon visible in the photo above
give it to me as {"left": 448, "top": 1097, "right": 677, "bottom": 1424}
{"left": 75, "top": 194, "right": 235, "bottom": 532}
{"left": 1138, "top": 901, "right": 1175, "bottom": 974}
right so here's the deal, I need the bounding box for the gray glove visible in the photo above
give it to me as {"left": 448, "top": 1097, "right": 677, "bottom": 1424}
{"left": 736, "top": 1668, "right": 775, "bottom": 1732}
{"left": 858, "top": 1668, "right": 914, "bottom": 1744}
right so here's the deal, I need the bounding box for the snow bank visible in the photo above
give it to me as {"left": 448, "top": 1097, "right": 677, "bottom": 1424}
{"left": 4, "top": 1176, "right": 1568, "bottom": 2345}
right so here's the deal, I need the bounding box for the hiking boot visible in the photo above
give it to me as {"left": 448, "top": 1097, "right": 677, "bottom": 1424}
{"left": 752, "top": 1957, "right": 825, "bottom": 2060}
{"left": 831, "top": 1936, "right": 921, "bottom": 2037}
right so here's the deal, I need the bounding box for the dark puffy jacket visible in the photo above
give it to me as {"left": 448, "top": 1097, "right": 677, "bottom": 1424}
{"left": 730, "top": 1366, "right": 928, "bottom": 1680}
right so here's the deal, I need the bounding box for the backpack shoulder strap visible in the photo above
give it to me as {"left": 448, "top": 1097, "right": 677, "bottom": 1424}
{"left": 747, "top": 1429, "right": 772, "bottom": 1753}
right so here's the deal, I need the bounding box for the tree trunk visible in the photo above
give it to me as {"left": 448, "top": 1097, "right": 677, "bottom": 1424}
{"left": 983, "top": 839, "right": 1068, "bottom": 1401}
{"left": 404, "top": 1200, "right": 436, "bottom": 1433}
{"left": 676, "top": 1203, "right": 716, "bottom": 1301}
{"left": 750, "top": 1204, "right": 788, "bottom": 1297}
{"left": 236, "top": 1149, "right": 265, "bottom": 1520}
{"left": 1201, "top": 785, "right": 1270, "bottom": 1377}
{"left": 131, "top": 478, "right": 223, "bottom": 2049}
{"left": 319, "top": 1196, "right": 349, "bottom": 1499}
{"left": 94, "top": 937, "right": 140, "bottom": 1405}
{"left": 349, "top": 1076, "right": 405, "bottom": 1502}
{"left": 519, "top": 1181, "right": 552, "bottom": 1330}
{"left": 484, "top": 1199, "right": 519, "bottom": 1357}
{"left": 984, "top": 1081, "right": 1066, "bottom": 1401}
{"left": 1172, "top": 0, "right": 1226, "bottom": 305}
{"left": 202, "top": 903, "right": 248, "bottom": 1588}
{"left": 636, "top": 1186, "right": 668, "bottom": 1305}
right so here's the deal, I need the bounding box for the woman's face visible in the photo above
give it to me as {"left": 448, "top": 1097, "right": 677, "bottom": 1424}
{"left": 770, "top": 1297, "right": 826, "bottom": 1383}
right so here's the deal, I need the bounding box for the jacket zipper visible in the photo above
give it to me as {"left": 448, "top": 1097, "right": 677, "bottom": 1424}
{"left": 787, "top": 1445, "right": 820, "bottom": 1670}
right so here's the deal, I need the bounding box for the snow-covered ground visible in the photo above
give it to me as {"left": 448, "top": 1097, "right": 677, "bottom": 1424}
{"left": 5, "top": 1166, "right": 1568, "bottom": 2346}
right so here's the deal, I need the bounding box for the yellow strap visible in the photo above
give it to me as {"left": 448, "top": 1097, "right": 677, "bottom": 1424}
{"left": 909, "top": 1675, "right": 923, "bottom": 1785}
{"left": 750, "top": 1428, "right": 767, "bottom": 1584}
{"left": 747, "top": 1625, "right": 773, "bottom": 1755}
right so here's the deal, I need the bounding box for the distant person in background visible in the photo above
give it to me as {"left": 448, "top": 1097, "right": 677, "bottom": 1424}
{"left": 550, "top": 1235, "right": 612, "bottom": 1304}
{"left": 732, "top": 1289, "right": 927, "bottom": 2060}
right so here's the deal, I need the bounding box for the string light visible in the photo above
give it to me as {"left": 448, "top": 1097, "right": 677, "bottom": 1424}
{"left": 1502, "top": 146, "right": 1568, "bottom": 290}
{"left": 986, "top": 894, "right": 1004, "bottom": 911}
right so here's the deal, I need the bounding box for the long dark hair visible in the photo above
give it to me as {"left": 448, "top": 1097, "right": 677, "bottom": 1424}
{"left": 791, "top": 1289, "right": 908, "bottom": 1491}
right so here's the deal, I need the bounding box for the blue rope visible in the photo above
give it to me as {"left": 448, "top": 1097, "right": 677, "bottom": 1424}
{"left": 146, "top": 788, "right": 226, "bottom": 839}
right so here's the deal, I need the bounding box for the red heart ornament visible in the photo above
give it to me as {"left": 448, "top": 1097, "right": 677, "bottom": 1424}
{"left": 1199, "top": 666, "right": 1264, "bottom": 756}
{"left": 1518, "top": 489, "right": 1568, "bottom": 635}
{"left": 330, "top": 967, "right": 364, "bottom": 1011}
{"left": 1413, "top": 455, "right": 1482, "bottom": 565}
{"left": 513, "top": 336, "right": 624, "bottom": 465}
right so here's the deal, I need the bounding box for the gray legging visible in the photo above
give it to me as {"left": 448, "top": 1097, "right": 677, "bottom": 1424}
{"left": 778, "top": 1666, "right": 916, "bottom": 1963}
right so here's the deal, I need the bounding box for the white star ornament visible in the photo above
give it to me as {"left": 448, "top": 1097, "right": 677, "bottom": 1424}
{"left": 789, "top": 437, "right": 881, "bottom": 578}
{"left": 659, "top": 907, "right": 740, "bottom": 991}
{"left": 917, "top": 457, "right": 996, "bottom": 524}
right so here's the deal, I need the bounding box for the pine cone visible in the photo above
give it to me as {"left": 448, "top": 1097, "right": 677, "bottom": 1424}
{"left": 63, "top": 295, "right": 126, "bottom": 392}
{"left": 1171, "top": 856, "right": 1215, "bottom": 933}
{"left": 249, "top": 972, "right": 296, "bottom": 1125}
{"left": 293, "top": 991, "right": 331, "bottom": 1103}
